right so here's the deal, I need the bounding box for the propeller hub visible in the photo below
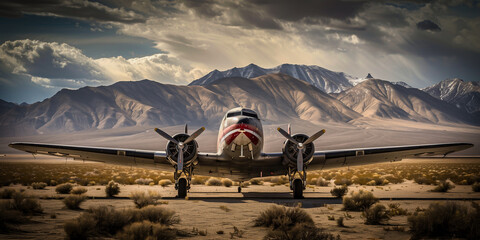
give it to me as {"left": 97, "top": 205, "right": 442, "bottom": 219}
{"left": 178, "top": 142, "right": 184, "bottom": 149}
{"left": 298, "top": 143, "right": 304, "bottom": 149}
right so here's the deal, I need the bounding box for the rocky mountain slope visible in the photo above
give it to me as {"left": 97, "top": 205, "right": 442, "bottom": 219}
{"left": 336, "top": 79, "right": 475, "bottom": 124}
{"left": 0, "top": 73, "right": 360, "bottom": 136}
{"left": 189, "top": 63, "right": 364, "bottom": 93}
{"left": 423, "top": 78, "right": 480, "bottom": 114}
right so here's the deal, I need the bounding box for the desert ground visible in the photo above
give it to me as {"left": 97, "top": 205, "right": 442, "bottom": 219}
{"left": 0, "top": 154, "right": 479, "bottom": 240}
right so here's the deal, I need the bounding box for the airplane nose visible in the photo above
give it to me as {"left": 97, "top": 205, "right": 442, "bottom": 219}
{"left": 237, "top": 117, "right": 251, "bottom": 125}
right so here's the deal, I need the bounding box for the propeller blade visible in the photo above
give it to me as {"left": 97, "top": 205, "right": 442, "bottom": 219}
{"left": 297, "top": 148, "right": 303, "bottom": 171}
{"left": 184, "top": 127, "right": 205, "bottom": 144}
{"left": 304, "top": 129, "right": 326, "bottom": 145}
{"left": 277, "top": 127, "right": 299, "bottom": 145}
{"left": 177, "top": 146, "right": 184, "bottom": 172}
{"left": 155, "top": 128, "right": 178, "bottom": 144}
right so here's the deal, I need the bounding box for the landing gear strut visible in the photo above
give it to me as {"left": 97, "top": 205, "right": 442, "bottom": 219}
{"left": 174, "top": 165, "right": 193, "bottom": 198}
{"left": 287, "top": 166, "right": 306, "bottom": 199}
{"left": 238, "top": 182, "right": 242, "bottom": 193}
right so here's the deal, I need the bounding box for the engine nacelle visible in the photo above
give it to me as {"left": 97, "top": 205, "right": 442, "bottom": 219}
{"left": 166, "top": 133, "right": 198, "bottom": 168}
{"left": 281, "top": 134, "right": 314, "bottom": 169}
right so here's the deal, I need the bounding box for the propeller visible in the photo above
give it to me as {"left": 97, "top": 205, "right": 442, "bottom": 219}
{"left": 154, "top": 126, "right": 205, "bottom": 172}
{"left": 277, "top": 127, "right": 325, "bottom": 172}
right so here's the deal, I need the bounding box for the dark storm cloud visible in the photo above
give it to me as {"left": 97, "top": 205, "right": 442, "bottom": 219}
{"left": 0, "top": 0, "right": 145, "bottom": 23}
{"left": 416, "top": 20, "right": 442, "bottom": 31}
{"left": 247, "top": 0, "right": 368, "bottom": 22}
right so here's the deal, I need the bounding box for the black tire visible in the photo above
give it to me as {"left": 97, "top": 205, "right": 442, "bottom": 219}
{"left": 178, "top": 178, "right": 187, "bottom": 198}
{"left": 293, "top": 179, "right": 303, "bottom": 199}
{"left": 238, "top": 186, "right": 242, "bottom": 193}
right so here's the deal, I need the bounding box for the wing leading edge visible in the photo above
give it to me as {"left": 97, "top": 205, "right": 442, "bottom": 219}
{"left": 306, "top": 142, "right": 473, "bottom": 171}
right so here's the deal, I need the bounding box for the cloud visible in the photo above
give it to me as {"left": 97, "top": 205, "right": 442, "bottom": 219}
{"left": 416, "top": 19, "right": 442, "bottom": 31}
{"left": 0, "top": 39, "right": 203, "bottom": 98}
{"left": 0, "top": 0, "right": 145, "bottom": 23}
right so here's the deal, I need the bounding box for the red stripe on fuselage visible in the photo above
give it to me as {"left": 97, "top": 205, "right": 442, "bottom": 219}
{"left": 221, "top": 123, "right": 261, "bottom": 145}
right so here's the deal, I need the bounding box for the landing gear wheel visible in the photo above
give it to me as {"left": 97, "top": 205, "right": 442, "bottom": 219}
{"left": 178, "top": 178, "right": 187, "bottom": 198}
{"left": 238, "top": 186, "right": 242, "bottom": 193}
{"left": 293, "top": 179, "right": 303, "bottom": 199}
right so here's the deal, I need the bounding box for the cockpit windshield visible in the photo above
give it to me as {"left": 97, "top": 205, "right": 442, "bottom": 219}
{"left": 226, "top": 110, "right": 259, "bottom": 119}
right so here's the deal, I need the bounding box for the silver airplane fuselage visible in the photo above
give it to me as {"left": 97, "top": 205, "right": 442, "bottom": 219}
{"left": 217, "top": 108, "right": 264, "bottom": 161}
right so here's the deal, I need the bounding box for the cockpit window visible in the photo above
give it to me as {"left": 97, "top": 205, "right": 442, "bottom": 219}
{"left": 226, "top": 112, "right": 241, "bottom": 118}
{"left": 242, "top": 111, "right": 258, "bottom": 119}
{"left": 227, "top": 110, "right": 259, "bottom": 119}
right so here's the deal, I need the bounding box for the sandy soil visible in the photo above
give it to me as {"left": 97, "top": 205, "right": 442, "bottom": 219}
{"left": 1, "top": 156, "right": 479, "bottom": 239}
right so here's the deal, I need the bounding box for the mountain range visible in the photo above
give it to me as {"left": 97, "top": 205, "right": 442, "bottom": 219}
{"left": 189, "top": 63, "right": 363, "bottom": 93}
{"left": 1, "top": 64, "right": 478, "bottom": 137}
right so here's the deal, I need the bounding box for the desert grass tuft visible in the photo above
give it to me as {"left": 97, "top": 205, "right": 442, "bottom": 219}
{"left": 11, "top": 192, "right": 43, "bottom": 215}
{"left": 64, "top": 205, "right": 180, "bottom": 239}
{"left": 430, "top": 180, "right": 455, "bottom": 192}
{"left": 31, "top": 182, "right": 47, "bottom": 189}
{"left": 362, "top": 204, "right": 390, "bottom": 225}
{"left": 254, "top": 205, "right": 314, "bottom": 229}
{"left": 158, "top": 179, "right": 172, "bottom": 187}
{"left": 249, "top": 178, "right": 264, "bottom": 185}
{"left": 55, "top": 183, "right": 73, "bottom": 194}
{"left": 116, "top": 220, "right": 176, "bottom": 240}
{"left": 330, "top": 185, "right": 348, "bottom": 198}
{"left": 342, "top": 190, "right": 379, "bottom": 211}
{"left": 63, "top": 194, "right": 87, "bottom": 210}
{"left": 205, "top": 177, "right": 222, "bottom": 186}
{"left": 408, "top": 201, "right": 480, "bottom": 239}
{"left": 130, "top": 191, "right": 161, "bottom": 208}
{"left": 221, "top": 178, "right": 233, "bottom": 187}
{"left": 105, "top": 180, "right": 120, "bottom": 197}
{"left": 71, "top": 187, "right": 88, "bottom": 195}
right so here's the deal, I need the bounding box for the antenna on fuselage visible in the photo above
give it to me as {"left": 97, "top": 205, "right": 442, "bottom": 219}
{"left": 288, "top": 123, "right": 291, "bottom": 135}
{"left": 184, "top": 124, "right": 188, "bottom": 134}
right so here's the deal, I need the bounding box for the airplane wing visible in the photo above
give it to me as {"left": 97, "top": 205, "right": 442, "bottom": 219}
{"left": 305, "top": 142, "right": 473, "bottom": 171}
{"left": 8, "top": 142, "right": 173, "bottom": 171}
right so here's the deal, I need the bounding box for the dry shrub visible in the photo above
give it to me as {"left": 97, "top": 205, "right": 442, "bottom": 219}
{"left": 71, "top": 187, "right": 88, "bottom": 195}
{"left": 11, "top": 192, "right": 43, "bottom": 215}
{"left": 191, "top": 176, "right": 208, "bottom": 185}
{"left": 408, "top": 202, "right": 480, "bottom": 239}
{"left": 343, "top": 190, "right": 379, "bottom": 211}
{"left": 388, "top": 203, "right": 409, "bottom": 216}
{"left": 330, "top": 185, "right": 348, "bottom": 198}
{"left": 130, "top": 191, "right": 161, "bottom": 208}
{"left": 363, "top": 204, "right": 390, "bottom": 225}
{"left": 430, "top": 180, "right": 455, "bottom": 192}
{"left": 206, "top": 177, "right": 222, "bottom": 186}
{"left": 221, "top": 178, "right": 233, "bottom": 187}
{"left": 472, "top": 182, "right": 480, "bottom": 192}
{"left": 55, "top": 183, "right": 73, "bottom": 194}
{"left": 105, "top": 180, "right": 120, "bottom": 197}
{"left": 0, "top": 188, "right": 15, "bottom": 199}
{"left": 249, "top": 178, "right": 264, "bottom": 185}
{"left": 316, "top": 177, "right": 330, "bottom": 186}
{"left": 256, "top": 205, "right": 338, "bottom": 240}
{"left": 241, "top": 181, "right": 250, "bottom": 188}
{"left": 334, "top": 178, "right": 353, "bottom": 186}
{"left": 64, "top": 213, "right": 97, "bottom": 240}
{"left": 264, "top": 223, "right": 340, "bottom": 240}
{"left": 63, "top": 195, "right": 87, "bottom": 210}
{"left": 270, "top": 176, "right": 288, "bottom": 185}
{"left": 116, "top": 220, "right": 176, "bottom": 240}
{"left": 31, "top": 182, "right": 47, "bottom": 189}
{"left": 134, "top": 178, "right": 154, "bottom": 185}
{"left": 64, "top": 205, "right": 180, "bottom": 239}
{"left": 158, "top": 179, "right": 172, "bottom": 187}
{"left": 0, "top": 201, "right": 29, "bottom": 232}
{"left": 414, "top": 176, "right": 436, "bottom": 185}
{"left": 254, "top": 205, "right": 313, "bottom": 228}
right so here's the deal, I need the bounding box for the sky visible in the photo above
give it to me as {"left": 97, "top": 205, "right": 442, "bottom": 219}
{"left": 0, "top": 0, "right": 479, "bottom": 103}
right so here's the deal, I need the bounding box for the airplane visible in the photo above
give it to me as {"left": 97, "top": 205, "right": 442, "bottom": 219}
{"left": 9, "top": 107, "right": 473, "bottom": 199}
